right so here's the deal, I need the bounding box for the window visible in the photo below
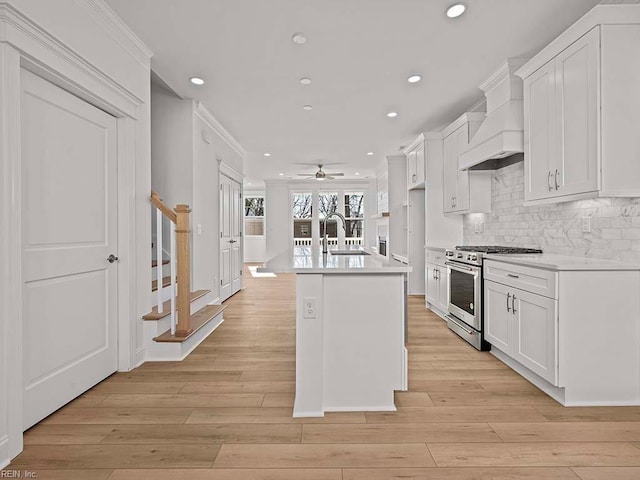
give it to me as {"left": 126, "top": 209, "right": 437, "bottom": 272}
{"left": 292, "top": 193, "right": 313, "bottom": 245}
{"left": 345, "top": 192, "right": 364, "bottom": 244}
{"left": 318, "top": 192, "right": 339, "bottom": 240}
{"left": 244, "top": 196, "right": 264, "bottom": 236}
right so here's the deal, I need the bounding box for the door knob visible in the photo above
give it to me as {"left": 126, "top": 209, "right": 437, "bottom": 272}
{"left": 107, "top": 254, "right": 119, "bottom": 263}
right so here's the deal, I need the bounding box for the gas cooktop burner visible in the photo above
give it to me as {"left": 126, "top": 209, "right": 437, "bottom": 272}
{"left": 455, "top": 245, "right": 543, "bottom": 254}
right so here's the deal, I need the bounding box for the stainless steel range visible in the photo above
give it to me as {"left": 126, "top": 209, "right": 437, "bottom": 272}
{"left": 444, "top": 245, "right": 542, "bottom": 350}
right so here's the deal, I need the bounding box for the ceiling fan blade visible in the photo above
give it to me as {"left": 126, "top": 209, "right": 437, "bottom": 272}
{"left": 297, "top": 174, "right": 315, "bottom": 176}
{"left": 324, "top": 175, "right": 335, "bottom": 180}
{"left": 328, "top": 173, "right": 344, "bottom": 176}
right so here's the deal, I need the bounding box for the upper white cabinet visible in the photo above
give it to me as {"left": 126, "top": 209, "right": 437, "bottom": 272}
{"left": 442, "top": 113, "right": 491, "bottom": 214}
{"left": 523, "top": 27, "right": 598, "bottom": 202}
{"left": 404, "top": 135, "right": 425, "bottom": 190}
{"left": 518, "top": 11, "right": 640, "bottom": 204}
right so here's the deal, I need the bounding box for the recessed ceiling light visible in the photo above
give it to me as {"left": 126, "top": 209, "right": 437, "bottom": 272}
{"left": 387, "top": 111, "right": 398, "bottom": 118}
{"left": 303, "top": 105, "right": 313, "bottom": 111}
{"left": 279, "top": 173, "right": 284, "bottom": 176}
{"left": 264, "top": 153, "right": 271, "bottom": 157}
{"left": 247, "top": 182, "right": 252, "bottom": 186}
{"left": 408, "top": 74, "right": 422, "bottom": 83}
{"left": 189, "top": 77, "right": 205, "bottom": 85}
{"left": 446, "top": 3, "right": 466, "bottom": 18}
{"left": 367, "top": 152, "right": 374, "bottom": 156}
{"left": 292, "top": 32, "right": 307, "bottom": 45}
{"left": 355, "top": 172, "right": 360, "bottom": 176}
{"left": 300, "top": 77, "right": 312, "bottom": 85}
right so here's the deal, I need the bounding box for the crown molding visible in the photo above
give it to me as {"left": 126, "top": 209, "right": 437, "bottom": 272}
{"left": 78, "top": 0, "right": 153, "bottom": 67}
{"left": 402, "top": 133, "right": 425, "bottom": 155}
{"left": 195, "top": 101, "right": 247, "bottom": 158}
{"left": 0, "top": 1, "right": 144, "bottom": 114}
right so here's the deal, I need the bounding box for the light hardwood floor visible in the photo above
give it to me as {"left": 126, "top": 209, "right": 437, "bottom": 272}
{"left": 6, "top": 265, "right": 640, "bottom": 479}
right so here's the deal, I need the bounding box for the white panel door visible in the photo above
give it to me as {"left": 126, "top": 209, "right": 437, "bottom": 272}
{"left": 220, "top": 174, "right": 242, "bottom": 301}
{"left": 220, "top": 177, "right": 232, "bottom": 301}
{"left": 21, "top": 69, "right": 118, "bottom": 429}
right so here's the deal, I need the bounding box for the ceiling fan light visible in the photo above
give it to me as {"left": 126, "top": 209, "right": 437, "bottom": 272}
{"left": 316, "top": 177, "right": 325, "bottom": 181}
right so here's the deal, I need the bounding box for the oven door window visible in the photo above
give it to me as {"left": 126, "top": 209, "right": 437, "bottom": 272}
{"left": 449, "top": 268, "right": 475, "bottom": 315}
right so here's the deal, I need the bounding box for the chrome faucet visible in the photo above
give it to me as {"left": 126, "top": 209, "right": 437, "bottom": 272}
{"left": 322, "top": 211, "right": 346, "bottom": 254}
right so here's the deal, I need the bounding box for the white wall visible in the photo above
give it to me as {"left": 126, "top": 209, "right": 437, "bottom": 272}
{"left": 0, "top": 0, "right": 152, "bottom": 465}
{"left": 192, "top": 111, "right": 220, "bottom": 297}
{"left": 265, "top": 181, "right": 291, "bottom": 260}
{"left": 151, "top": 88, "right": 244, "bottom": 303}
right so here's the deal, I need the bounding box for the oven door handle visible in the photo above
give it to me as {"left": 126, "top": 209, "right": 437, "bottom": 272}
{"left": 445, "top": 261, "right": 480, "bottom": 277}
{"left": 446, "top": 315, "right": 478, "bottom": 336}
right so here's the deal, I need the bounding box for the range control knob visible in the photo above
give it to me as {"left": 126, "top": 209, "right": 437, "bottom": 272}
{"left": 467, "top": 254, "right": 472, "bottom": 260}
{"left": 457, "top": 253, "right": 463, "bottom": 258}
{"left": 471, "top": 254, "right": 478, "bottom": 261}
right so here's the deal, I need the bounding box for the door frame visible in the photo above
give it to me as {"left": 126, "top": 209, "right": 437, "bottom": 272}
{"left": 219, "top": 162, "right": 244, "bottom": 297}
{"left": 0, "top": 4, "right": 149, "bottom": 462}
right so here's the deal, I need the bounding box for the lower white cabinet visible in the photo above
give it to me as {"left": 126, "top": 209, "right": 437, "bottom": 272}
{"left": 486, "top": 279, "right": 558, "bottom": 385}
{"left": 426, "top": 262, "right": 448, "bottom": 315}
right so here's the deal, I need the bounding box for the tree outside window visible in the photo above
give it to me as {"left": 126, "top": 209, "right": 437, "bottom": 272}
{"left": 292, "top": 193, "right": 313, "bottom": 239}
{"left": 318, "top": 192, "right": 339, "bottom": 238}
{"left": 244, "top": 196, "right": 265, "bottom": 236}
{"left": 345, "top": 192, "right": 364, "bottom": 239}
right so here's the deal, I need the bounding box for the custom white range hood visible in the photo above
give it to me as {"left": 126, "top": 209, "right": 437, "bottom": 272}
{"left": 459, "top": 58, "right": 529, "bottom": 171}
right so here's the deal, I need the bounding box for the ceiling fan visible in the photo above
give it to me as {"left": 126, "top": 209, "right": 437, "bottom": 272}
{"left": 297, "top": 164, "right": 345, "bottom": 181}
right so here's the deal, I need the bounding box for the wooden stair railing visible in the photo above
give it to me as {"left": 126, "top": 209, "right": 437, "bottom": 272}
{"left": 151, "top": 191, "right": 192, "bottom": 337}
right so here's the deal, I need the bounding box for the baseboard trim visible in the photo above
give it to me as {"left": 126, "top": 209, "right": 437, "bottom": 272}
{"left": 491, "top": 347, "right": 565, "bottom": 405}
{"left": 324, "top": 405, "right": 397, "bottom": 412}
{"left": 292, "top": 410, "right": 325, "bottom": 418}
{"left": 134, "top": 346, "right": 146, "bottom": 368}
{"left": 0, "top": 435, "right": 9, "bottom": 470}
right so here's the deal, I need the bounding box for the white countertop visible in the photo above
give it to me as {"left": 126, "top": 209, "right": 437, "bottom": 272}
{"left": 261, "top": 246, "right": 412, "bottom": 274}
{"left": 485, "top": 253, "right": 640, "bottom": 271}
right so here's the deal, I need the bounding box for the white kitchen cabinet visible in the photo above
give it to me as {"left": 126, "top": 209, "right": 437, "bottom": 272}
{"left": 425, "top": 248, "right": 448, "bottom": 316}
{"left": 484, "top": 280, "right": 512, "bottom": 353}
{"left": 484, "top": 255, "right": 640, "bottom": 406}
{"left": 512, "top": 288, "right": 558, "bottom": 385}
{"left": 518, "top": 16, "right": 640, "bottom": 203}
{"left": 485, "top": 278, "right": 558, "bottom": 385}
{"left": 442, "top": 113, "right": 491, "bottom": 214}
{"left": 523, "top": 27, "right": 598, "bottom": 202}
{"left": 407, "top": 142, "right": 425, "bottom": 189}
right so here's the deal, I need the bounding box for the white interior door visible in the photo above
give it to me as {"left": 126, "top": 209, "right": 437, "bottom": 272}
{"left": 21, "top": 69, "right": 118, "bottom": 429}
{"left": 220, "top": 174, "right": 242, "bottom": 301}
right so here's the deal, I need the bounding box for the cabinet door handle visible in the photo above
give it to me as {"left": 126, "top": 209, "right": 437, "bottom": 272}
{"left": 512, "top": 294, "right": 517, "bottom": 314}
{"left": 555, "top": 169, "right": 559, "bottom": 190}
{"left": 506, "top": 292, "right": 511, "bottom": 313}
{"left": 507, "top": 273, "right": 519, "bottom": 278}
{"left": 548, "top": 171, "right": 553, "bottom": 191}
{"left": 412, "top": 174, "right": 417, "bottom": 182}
{"left": 436, "top": 268, "right": 439, "bottom": 280}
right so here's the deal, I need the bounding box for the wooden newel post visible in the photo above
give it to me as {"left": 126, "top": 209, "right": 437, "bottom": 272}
{"left": 175, "top": 204, "right": 193, "bottom": 337}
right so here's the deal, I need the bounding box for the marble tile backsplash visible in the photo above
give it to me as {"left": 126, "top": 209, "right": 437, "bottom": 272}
{"left": 463, "top": 161, "right": 640, "bottom": 262}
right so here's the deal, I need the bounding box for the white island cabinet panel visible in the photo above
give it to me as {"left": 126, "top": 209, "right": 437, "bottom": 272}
{"left": 263, "top": 246, "right": 409, "bottom": 417}
{"left": 323, "top": 274, "right": 404, "bottom": 411}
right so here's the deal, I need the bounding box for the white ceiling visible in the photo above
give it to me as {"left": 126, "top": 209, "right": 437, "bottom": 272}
{"left": 105, "top": 0, "right": 601, "bottom": 186}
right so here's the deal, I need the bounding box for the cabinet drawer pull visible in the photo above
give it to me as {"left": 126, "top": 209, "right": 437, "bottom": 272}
{"left": 507, "top": 273, "right": 520, "bottom": 278}
{"left": 507, "top": 292, "right": 511, "bottom": 312}
{"left": 555, "top": 169, "right": 559, "bottom": 190}
{"left": 548, "top": 171, "right": 553, "bottom": 191}
{"left": 512, "top": 294, "right": 517, "bottom": 314}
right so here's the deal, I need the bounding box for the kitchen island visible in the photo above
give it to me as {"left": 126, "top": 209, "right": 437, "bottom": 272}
{"left": 261, "top": 246, "right": 411, "bottom": 417}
